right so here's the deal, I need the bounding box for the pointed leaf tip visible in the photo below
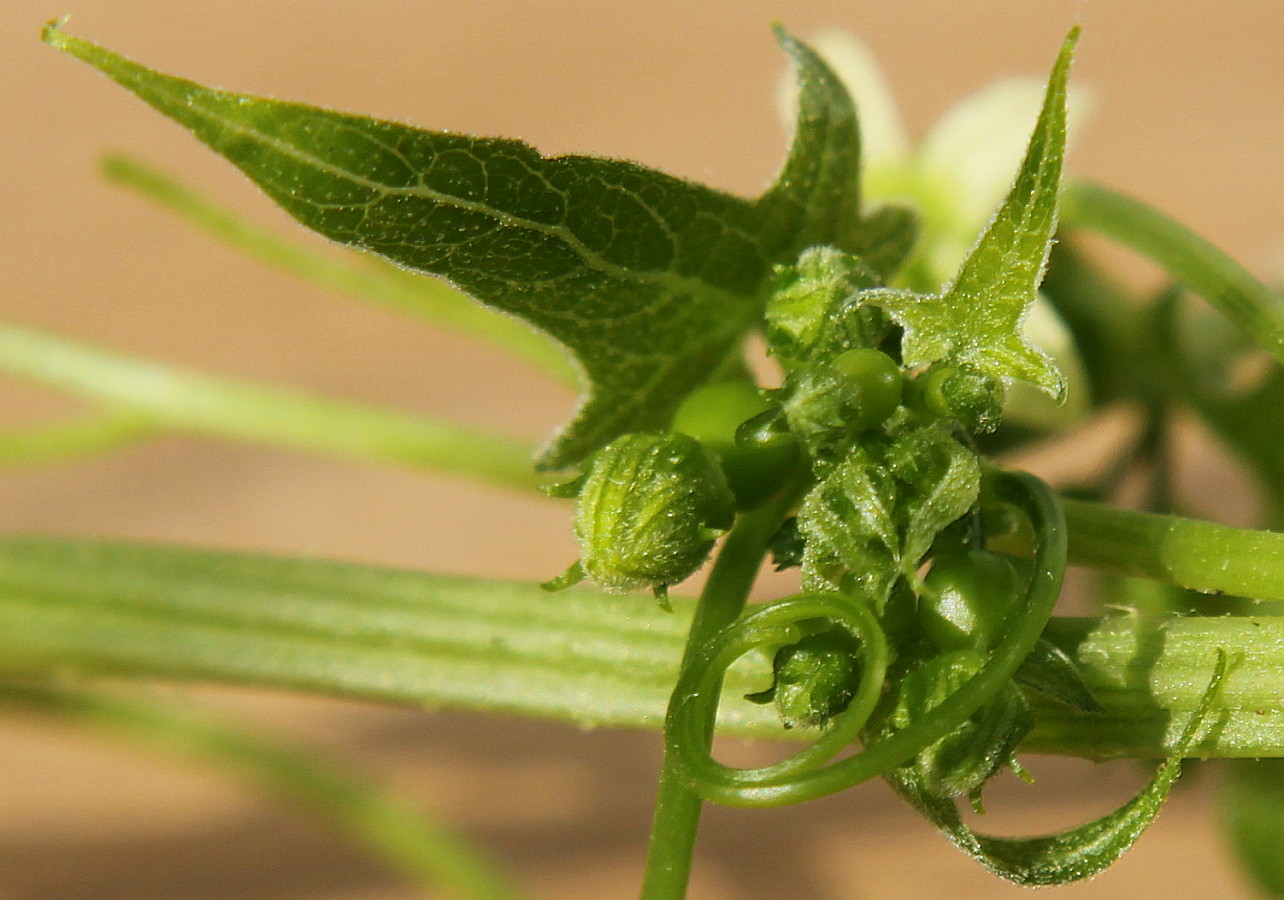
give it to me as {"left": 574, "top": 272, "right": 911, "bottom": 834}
{"left": 875, "top": 28, "right": 1077, "bottom": 401}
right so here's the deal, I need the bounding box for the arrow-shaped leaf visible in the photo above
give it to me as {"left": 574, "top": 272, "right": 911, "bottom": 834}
{"left": 47, "top": 23, "right": 885, "bottom": 469}
{"left": 872, "top": 28, "right": 1077, "bottom": 398}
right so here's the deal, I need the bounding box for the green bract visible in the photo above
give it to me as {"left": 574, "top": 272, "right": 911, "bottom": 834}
{"left": 572, "top": 432, "right": 735, "bottom": 594}
{"left": 867, "top": 28, "right": 1078, "bottom": 400}
{"left": 764, "top": 246, "right": 888, "bottom": 369}
{"left": 746, "top": 624, "right": 864, "bottom": 730}
{"left": 889, "top": 650, "right": 1033, "bottom": 804}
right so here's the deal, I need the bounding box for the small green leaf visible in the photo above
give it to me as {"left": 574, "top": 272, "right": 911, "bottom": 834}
{"left": 870, "top": 28, "right": 1078, "bottom": 398}
{"left": 890, "top": 649, "right": 1227, "bottom": 886}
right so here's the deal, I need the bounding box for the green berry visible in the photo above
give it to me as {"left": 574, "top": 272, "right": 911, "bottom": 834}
{"left": 830, "top": 348, "right": 904, "bottom": 427}
{"left": 907, "top": 364, "right": 1004, "bottom": 432}
{"left": 672, "top": 381, "right": 796, "bottom": 508}
{"left": 919, "top": 549, "right": 1021, "bottom": 651}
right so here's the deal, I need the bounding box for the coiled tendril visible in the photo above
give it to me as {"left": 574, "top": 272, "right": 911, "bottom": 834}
{"left": 667, "top": 468, "right": 1067, "bottom": 808}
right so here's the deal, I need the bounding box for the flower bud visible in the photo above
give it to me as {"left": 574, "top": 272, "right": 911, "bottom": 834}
{"left": 575, "top": 432, "right": 736, "bottom": 593}
{"left": 748, "top": 626, "right": 863, "bottom": 730}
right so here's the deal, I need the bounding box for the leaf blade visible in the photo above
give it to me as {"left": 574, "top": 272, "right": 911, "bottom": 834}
{"left": 47, "top": 24, "right": 780, "bottom": 468}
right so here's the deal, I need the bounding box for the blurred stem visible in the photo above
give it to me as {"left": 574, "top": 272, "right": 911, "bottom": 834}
{"left": 1060, "top": 498, "right": 1284, "bottom": 601}
{"left": 1061, "top": 181, "right": 1284, "bottom": 365}
{"left": 0, "top": 411, "right": 155, "bottom": 466}
{"left": 0, "top": 321, "right": 541, "bottom": 491}
{"left": 103, "top": 154, "right": 578, "bottom": 388}
{"left": 0, "top": 681, "right": 517, "bottom": 900}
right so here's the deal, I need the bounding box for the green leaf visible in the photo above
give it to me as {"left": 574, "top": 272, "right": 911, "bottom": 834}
{"left": 47, "top": 24, "right": 890, "bottom": 469}
{"left": 1224, "top": 759, "right": 1284, "bottom": 895}
{"left": 870, "top": 28, "right": 1077, "bottom": 398}
{"left": 102, "top": 153, "right": 578, "bottom": 387}
{"left": 47, "top": 25, "right": 760, "bottom": 468}
{"left": 762, "top": 28, "right": 863, "bottom": 254}
{"left": 763, "top": 28, "right": 917, "bottom": 278}
{"left": 890, "top": 649, "right": 1227, "bottom": 886}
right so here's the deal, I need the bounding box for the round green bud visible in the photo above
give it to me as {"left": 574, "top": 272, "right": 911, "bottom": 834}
{"left": 906, "top": 364, "right": 1004, "bottom": 432}
{"left": 830, "top": 348, "right": 904, "bottom": 426}
{"left": 752, "top": 627, "right": 862, "bottom": 730}
{"left": 918, "top": 549, "right": 1021, "bottom": 651}
{"left": 778, "top": 350, "right": 903, "bottom": 457}
{"left": 672, "top": 381, "right": 797, "bottom": 509}
{"left": 575, "top": 432, "right": 736, "bottom": 593}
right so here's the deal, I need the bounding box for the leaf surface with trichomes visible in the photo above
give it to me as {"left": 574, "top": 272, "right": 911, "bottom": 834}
{"left": 47, "top": 22, "right": 901, "bottom": 468}
{"left": 870, "top": 28, "right": 1077, "bottom": 399}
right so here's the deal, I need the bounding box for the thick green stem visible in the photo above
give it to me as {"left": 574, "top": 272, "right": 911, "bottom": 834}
{"left": 9, "top": 535, "right": 1284, "bottom": 759}
{"left": 0, "top": 322, "right": 541, "bottom": 491}
{"left": 639, "top": 482, "right": 803, "bottom": 900}
{"left": 1061, "top": 498, "right": 1284, "bottom": 602}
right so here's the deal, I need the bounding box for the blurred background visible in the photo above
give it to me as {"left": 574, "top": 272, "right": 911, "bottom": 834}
{"left": 1, "top": 0, "right": 1281, "bottom": 897}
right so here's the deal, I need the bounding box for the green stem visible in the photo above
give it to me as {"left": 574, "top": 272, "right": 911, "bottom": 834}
{"left": 1061, "top": 498, "right": 1284, "bottom": 601}
{"left": 1060, "top": 181, "right": 1284, "bottom": 365}
{"left": 677, "top": 470, "right": 1066, "bottom": 808}
{"left": 11, "top": 535, "right": 1284, "bottom": 759}
{"left": 639, "top": 480, "right": 804, "bottom": 900}
{"left": 102, "top": 154, "right": 578, "bottom": 387}
{"left": 0, "top": 411, "right": 154, "bottom": 466}
{"left": 0, "top": 321, "right": 540, "bottom": 491}
{"left": 0, "top": 681, "right": 517, "bottom": 900}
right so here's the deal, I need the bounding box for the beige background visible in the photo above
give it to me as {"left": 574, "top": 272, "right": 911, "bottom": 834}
{"left": 2, "top": 1, "right": 1282, "bottom": 897}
